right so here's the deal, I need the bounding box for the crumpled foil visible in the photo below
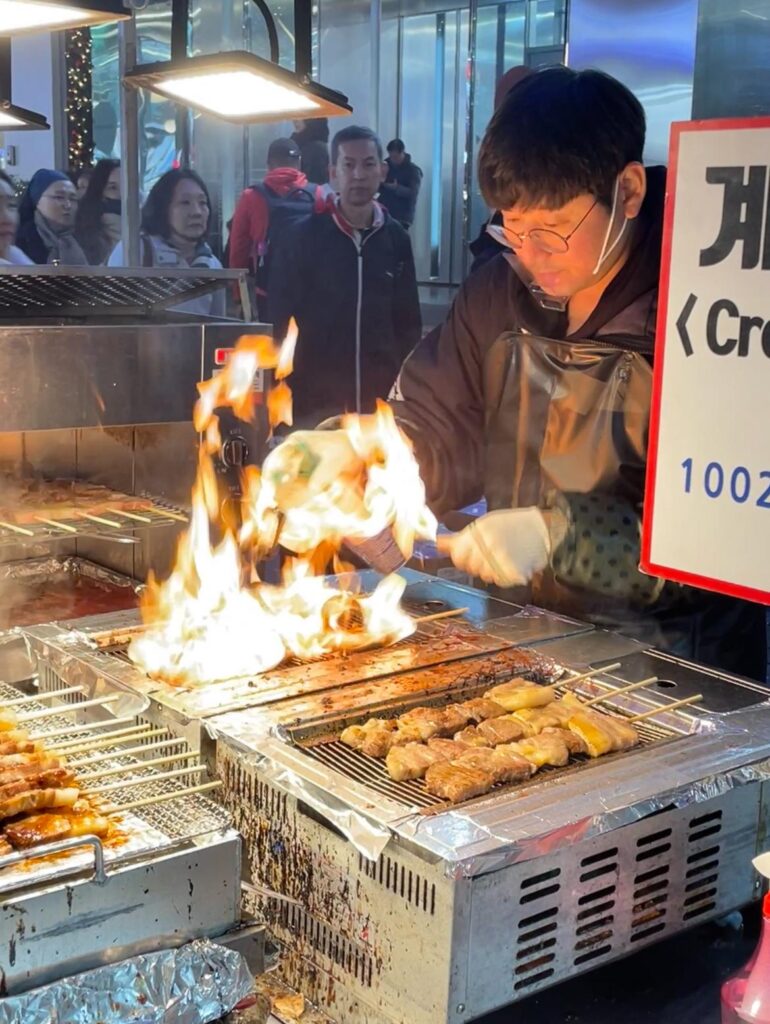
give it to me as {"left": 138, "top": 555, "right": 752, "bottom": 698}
{"left": 0, "top": 939, "right": 254, "bottom": 1024}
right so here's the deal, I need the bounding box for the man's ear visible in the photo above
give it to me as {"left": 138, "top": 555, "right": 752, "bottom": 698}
{"left": 620, "top": 162, "right": 646, "bottom": 219}
{"left": 380, "top": 161, "right": 388, "bottom": 183}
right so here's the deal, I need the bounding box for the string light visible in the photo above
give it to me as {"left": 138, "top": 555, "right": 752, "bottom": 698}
{"left": 65, "top": 28, "right": 93, "bottom": 168}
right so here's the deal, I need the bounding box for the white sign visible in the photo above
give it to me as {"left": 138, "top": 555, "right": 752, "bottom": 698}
{"left": 641, "top": 118, "right": 770, "bottom": 604}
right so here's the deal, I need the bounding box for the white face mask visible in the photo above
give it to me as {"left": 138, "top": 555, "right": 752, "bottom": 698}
{"left": 591, "top": 176, "right": 628, "bottom": 276}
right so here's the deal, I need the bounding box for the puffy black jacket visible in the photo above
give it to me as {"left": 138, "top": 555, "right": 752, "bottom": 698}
{"left": 379, "top": 156, "right": 423, "bottom": 226}
{"left": 392, "top": 167, "right": 767, "bottom": 680}
{"left": 270, "top": 204, "right": 422, "bottom": 426}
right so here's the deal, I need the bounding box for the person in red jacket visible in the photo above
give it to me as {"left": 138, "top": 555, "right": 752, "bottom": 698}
{"left": 228, "top": 137, "right": 321, "bottom": 318}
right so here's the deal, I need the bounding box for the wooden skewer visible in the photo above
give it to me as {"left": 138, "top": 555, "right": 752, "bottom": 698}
{"left": 18, "top": 693, "right": 122, "bottom": 723}
{"left": 562, "top": 662, "right": 622, "bottom": 688}
{"left": 31, "top": 715, "right": 140, "bottom": 743}
{"left": 154, "top": 507, "right": 188, "bottom": 522}
{"left": 52, "top": 727, "right": 164, "bottom": 757}
{"left": 79, "top": 749, "right": 199, "bottom": 781}
{"left": 113, "top": 508, "right": 152, "bottom": 523}
{"left": 84, "top": 763, "right": 204, "bottom": 795}
{"left": 414, "top": 607, "right": 469, "bottom": 625}
{"left": 0, "top": 520, "right": 34, "bottom": 536}
{"left": 2, "top": 686, "right": 84, "bottom": 708}
{"left": 33, "top": 516, "right": 78, "bottom": 533}
{"left": 628, "top": 694, "right": 703, "bottom": 722}
{"left": 79, "top": 511, "right": 122, "bottom": 528}
{"left": 104, "top": 779, "right": 222, "bottom": 815}
{"left": 73, "top": 735, "right": 187, "bottom": 766}
{"left": 583, "top": 676, "right": 659, "bottom": 708}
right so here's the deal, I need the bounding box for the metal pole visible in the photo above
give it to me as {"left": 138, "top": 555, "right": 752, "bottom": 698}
{"left": 118, "top": 17, "right": 141, "bottom": 266}
{"left": 295, "top": 0, "right": 312, "bottom": 81}
{"left": 461, "top": 0, "right": 479, "bottom": 280}
{"left": 0, "top": 39, "right": 10, "bottom": 99}
{"left": 370, "top": 0, "right": 381, "bottom": 132}
{"left": 171, "top": 0, "right": 190, "bottom": 61}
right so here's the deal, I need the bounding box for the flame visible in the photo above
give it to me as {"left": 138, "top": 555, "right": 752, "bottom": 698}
{"left": 129, "top": 323, "right": 436, "bottom": 687}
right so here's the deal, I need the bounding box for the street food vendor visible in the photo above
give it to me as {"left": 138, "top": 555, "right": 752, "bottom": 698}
{"left": 265, "top": 67, "right": 767, "bottom": 682}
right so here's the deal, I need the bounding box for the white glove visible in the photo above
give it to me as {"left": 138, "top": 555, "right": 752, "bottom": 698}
{"left": 262, "top": 430, "right": 365, "bottom": 513}
{"left": 437, "top": 507, "right": 551, "bottom": 586}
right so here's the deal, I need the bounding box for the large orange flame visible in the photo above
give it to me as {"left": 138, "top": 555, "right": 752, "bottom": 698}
{"left": 129, "top": 324, "right": 436, "bottom": 686}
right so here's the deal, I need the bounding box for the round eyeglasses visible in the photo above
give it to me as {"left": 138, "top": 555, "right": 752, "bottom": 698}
{"left": 501, "top": 197, "right": 599, "bottom": 255}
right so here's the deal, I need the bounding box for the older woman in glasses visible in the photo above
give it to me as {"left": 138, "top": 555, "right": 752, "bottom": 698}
{"left": 17, "top": 169, "right": 88, "bottom": 265}
{"left": 257, "top": 66, "right": 767, "bottom": 683}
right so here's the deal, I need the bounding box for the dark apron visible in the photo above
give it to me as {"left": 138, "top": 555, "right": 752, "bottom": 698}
{"left": 482, "top": 331, "right": 766, "bottom": 680}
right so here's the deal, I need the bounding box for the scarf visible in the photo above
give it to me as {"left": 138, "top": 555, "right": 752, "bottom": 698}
{"left": 33, "top": 210, "right": 88, "bottom": 266}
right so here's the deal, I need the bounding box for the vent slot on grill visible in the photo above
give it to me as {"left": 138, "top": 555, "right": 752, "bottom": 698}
{"left": 278, "top": 903, "right": 375, "bottom": 987}
{"left": 358, "top": 854, "right": 436, "bottom": 915}
{"left": 684, "top": 814, "right": 723, "bottom": 921}
{"left": 573, "top": 848, "right": 618, "bottom": 967}
{"left": 515, "top": 899, "right": 560, "bottom": 987}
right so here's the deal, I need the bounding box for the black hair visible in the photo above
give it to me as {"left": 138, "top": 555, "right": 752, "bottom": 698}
{"left": 0, "top": 170, "right": 16, "bottom": 192}
{"left": 293, "top": 117, "right": 329, "bottom": 144}
{"left": 477, "top": 66, "right": 646, "bottom": 212}
{"left": 331, "top": 126, "right": 383, "bottom": 164}
{"left": 140, "top": 168, "right": 211, "bottom": 239}
{"left": 74, "top": 159, "right": 120, "bottom": 263}
{"left": 70, "top": 166, "right": 92, "bottom": 187}
{"left": 387, "top": 138, "right": 405, "bottom": 154}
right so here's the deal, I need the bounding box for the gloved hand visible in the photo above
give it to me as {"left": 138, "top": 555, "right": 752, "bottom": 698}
{"left": 262, "top": 430, "right": 366, "bottom": 513}
{"left": 436, "top": 507, "right": 552, "bottom": 586}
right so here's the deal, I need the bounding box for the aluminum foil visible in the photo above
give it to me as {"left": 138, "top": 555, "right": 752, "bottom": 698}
{"left": 210, "top": 690, "right": 770, "bottom": 879}
{"left": 0, "top": 939, "right": 254, "bottom": 1024}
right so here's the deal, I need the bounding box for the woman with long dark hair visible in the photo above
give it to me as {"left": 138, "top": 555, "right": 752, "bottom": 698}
{"left": 74, "top": 158, "right": 121, "bottom": 265}
{"left": 0, "top": 171, "right": 32, "bottom": 265}
{"left": 108, "top": 167, "right": 224, "bottom": 316}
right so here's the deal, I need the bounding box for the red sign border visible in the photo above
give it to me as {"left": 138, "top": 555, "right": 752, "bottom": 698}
{"left": 640, "top": 116, "right": 770, "bottom": 606}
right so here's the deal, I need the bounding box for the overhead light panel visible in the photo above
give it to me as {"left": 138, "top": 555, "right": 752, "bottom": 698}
{"left": 0, "top": 0, "right": 128, "bottom": 36}
{"left": 0, "top": 100, "right": 49, "bottom": 130}
{"left": 125, "top": 50, "right": 352, "bottom": 124}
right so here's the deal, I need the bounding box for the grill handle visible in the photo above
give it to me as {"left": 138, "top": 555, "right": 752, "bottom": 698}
{"left": 0, "top": 835, "right": 107, "bottom": 885}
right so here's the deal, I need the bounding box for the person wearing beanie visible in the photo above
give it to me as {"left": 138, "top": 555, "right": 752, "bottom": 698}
{"left": 17, "top": 169, "right": 88, "bottom": 266}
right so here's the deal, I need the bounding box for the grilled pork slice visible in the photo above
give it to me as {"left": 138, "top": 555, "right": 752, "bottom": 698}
{"left": 386, "top": 742, "right": 446, "bottom": 782}
{"left": 541, "top": 726, "right": 587, "bottom": 756}
{"left": 567, "top": 710, "right": 639, "bottom": 757}
{"left": 4, "top": 805, "right": 110, "bottom": 849}
{"left": 484, "top": 680, "right": 556, "bottom": 712}
{"left": 477, "top": 715, "right": 528, "bottom": 745}
{"left": 0, "top": 740, "right": 40, "bottom": 757}
{"left": 0, "top": 755, "right": 66, "bottom": 787}
{"left": 453, "top": 726, "right": 492, "bottom": 748}
{"left": 426, "top": 738, "right": 470, "bottom": 759}
{"left": 514, "top": 702, "right": 575, "bottom": 731}
{"left": 0, "top": 767, "right": 76, "bottom": 803}
{"left": 424, "top": 762, "right": 494, "bottom": 803}
{"left": 510, "top": 733, "right": 571, "bottom": 769}
{"left": 0, "top": 711, "right": 19, "bottom": 733}
{"left": 458, "top": 698, "right": 507, "bottom": 722}
{"left": 0, "top": 786, "right": 80, "bottom": 822}
{"left": 341, "top": 718, "right": 398, "bottom": 752}
{"left": 455, "top": 747, "right": 534, "bottom": 785}
{"left": 0, "top": 836, "right": 11, "bottom": 856}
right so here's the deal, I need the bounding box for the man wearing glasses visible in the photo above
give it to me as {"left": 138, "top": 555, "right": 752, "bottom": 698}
{"left": 265, "top": 67, "right": 767, "bottom": 679}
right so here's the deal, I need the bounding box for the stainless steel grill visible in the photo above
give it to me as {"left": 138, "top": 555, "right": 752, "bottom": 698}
{"left": 0, "top": 497, "right": 188, "bottom": 551}
{"left": 209, "top": 633, "right": 770, "bottom": 1024}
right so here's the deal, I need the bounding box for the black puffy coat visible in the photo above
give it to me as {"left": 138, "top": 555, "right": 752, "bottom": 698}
{"left": 270, "top": 204, "right": 422, "bottom": 427}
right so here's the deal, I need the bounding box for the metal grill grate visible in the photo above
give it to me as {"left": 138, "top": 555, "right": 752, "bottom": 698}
{"left": 0, "top": 682, "right": 230, "bottom": 866}
{"left": 294, "top": 676, "right": 692, "bottom": 813}
{"left": 0, "top": 265, "right": 242, "bottom": 318}
{"left": 0, "top": 497, "right": 188, "bottom": 551}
